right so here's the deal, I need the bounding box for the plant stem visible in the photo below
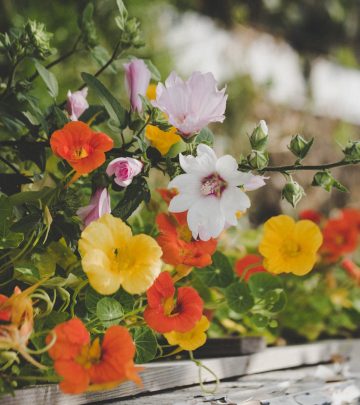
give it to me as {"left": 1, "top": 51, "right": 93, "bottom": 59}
{"left": 239, "top": 159, "right": 360, "bottom": 173}
{"left": 28, "top": 35, "right": 82, "bottom": 82}
{"left": 58, "top": 41, "right": 122, "bottom": 109}
{"left": 0, "top": 155, "right": 21, "bottom": 175}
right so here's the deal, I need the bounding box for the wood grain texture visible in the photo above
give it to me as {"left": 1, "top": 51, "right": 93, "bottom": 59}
{"left": 3, "top": 339, "right": 359, "bottom": 405}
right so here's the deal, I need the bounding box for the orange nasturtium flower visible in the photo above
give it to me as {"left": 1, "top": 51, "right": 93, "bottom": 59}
{"left": 50, "top": 121, "right": 113, "bottom": 174}
{"left": 0, "top": 284, "right": 45, "bottom": 369}
{"left": 235, "top": 254, "right": 266, "bottom": 281}
{"left": 164, "top": 315, "right": 210, "bottom": 351}
{"left": 321, "top": 217, "right": 358, "bottom": 262}
{"left": 156, "top": 189, "right": 217, "bottom": 268}
{"left": 259, "top": 215, "right": 323, "bottom": 276}
{"left": 144, "top": 272, "right": 203, "bottom": 334}
{"left": 46, "top": 318, "right": 142, "bottom": 394}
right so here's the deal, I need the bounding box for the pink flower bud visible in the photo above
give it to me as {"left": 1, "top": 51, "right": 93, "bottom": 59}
{"left": 77, "top": 188, "right": 111, "bottom": 229}
{"left": 66, "top": 88, "right": 89, "bottom": 121}
{"left": 124, "top": 59, "right": 151, "bottom": 113}
{"left": 106, "top": 157, "right": 143, "bottom": 187}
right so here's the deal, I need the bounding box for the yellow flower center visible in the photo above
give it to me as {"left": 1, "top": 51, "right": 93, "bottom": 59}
{"left": 163, "top": 297, "right": 175, "bottom": 316}
{"left": 73, "top": 147, "right": 89, "bottom": 159}
{"left": 178, "top": 224, "right": 192, "bottom": 242}
{"left": 281, "top": 239, "right": 301, "bottom": 257}
{"left": 75, "top": 337, "right": 101, "bottom": 369}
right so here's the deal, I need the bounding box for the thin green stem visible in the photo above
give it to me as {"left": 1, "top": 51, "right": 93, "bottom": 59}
{"left": 239, "top": 159, "right": 360, "bottom": 173}
{"left": 0, "top": 155, "right": 21, "bottom": 175}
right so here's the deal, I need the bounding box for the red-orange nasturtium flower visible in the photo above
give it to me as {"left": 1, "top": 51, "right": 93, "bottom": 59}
{"left": 235, "top": 254, "right": 266, "bottom": 281}
{"left": 156, "top": 189, "right": 217, "bottom": 268}
{"left": 299, "top": 209, "right": 322, "bottom": 224}
{"left": 321, "top": 217, "right": 358, "bottom": 262}
{"left": 50, "top": 121, "right": 113, "bottom": 174}
{"left": 341, "top": 208, "right": 360, "bottom": 232}
{"left": 46, "top": 318, "right": 141, "bottom": 394}
{"left": 144, "top": 272, "right": 203, "bottom": 333}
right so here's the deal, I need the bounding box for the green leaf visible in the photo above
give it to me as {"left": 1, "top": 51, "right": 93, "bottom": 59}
{"left": 114, "top": 288, "right": 136, "bottom": 311}
{"left": 115, "top": 0, "right": 128, "bottom": 30}
{"left": 132, "top": 327, "right": 157, "bottom": 364}
{"left": 85, "top": 286, "right": 103, "bottom": 314}
{"left": 248, "top": 273, "right": 282, "bottom": 298}
{"left": 194, "top": 251, "right": 234, "bottom": 288}
{"left": 79, "top": 2, "right": 98, "bottom": 49}
{"left": 112, "top": 177, "right": 150, "bottom": 220}
{"left": 251, "top": 313, "right": 269, "bottom": 328}
{"left": 0, "top": 196, "right": 24, "bottom": 249}
{"left": 34, "top": 60, "right": 58, "bottom": 98}
{"left": 264, "top": 289, "right": 287, "bottom": 313}
{"left": 195, "top": 127, "right": 214, "bottom": 147}
{"left": 144, "top": 59, "right": 161, "bottom": 81}
{"left": 14, "top": 264, "right": 40, "bottom": 283}
{"left": 96, "top": 297, "right": 124, "bottom": 327}
{"left": 225, "top": 281, "right": 254, "bottom": 313}
{"left": 82, "top": 72, "right": 127, "bottom": 128}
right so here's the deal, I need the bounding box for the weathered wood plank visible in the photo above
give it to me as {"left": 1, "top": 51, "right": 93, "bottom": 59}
{"left": 3, "top": 339, "right": 359, "bottom": 405}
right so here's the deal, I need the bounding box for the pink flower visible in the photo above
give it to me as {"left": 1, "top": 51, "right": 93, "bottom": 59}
{"left": 124, "top": 59, "right": 151, "bottom": 113}
{"left": 66, "top": 88, "right": 89, "bottom": 121}
{"left": 106, "top": 157, "right": 143, "bottom": 187}
{"left": 153, "top": 71, "right": 227, "bottom": 137}
{"left": 77, "top": 188, "right": 111, "bottom": 229}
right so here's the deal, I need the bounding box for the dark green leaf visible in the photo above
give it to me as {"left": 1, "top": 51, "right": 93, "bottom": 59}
{"left": 0, "top": 196, "right": 24, "bottom": 248}
{"left": 112, "top": 177, "right": 150, "bottom": 220}
{"left": 225, "top": 281, "right": 254, "bottom": 313}
{"left": 0, "top": 174, "right": 32, "bottom": 195}
{"left": 85, "top": 286, "right": 103, "bottom": 314}
{"left": 34, "top": 60, "right": 58, "bottom": 98}
{"left": 82, "top": 72, "right": 127, "bottom": 128}
{"left": 132, "top": 327, "right": 157, "bottom": 364}
{"left": 248, "top": 273, "right": 282, "bottom": 298}
{"left": 194, "top": 251, "right": 234, "bottom": 288}
{"left": 251, "top": 313, "right": 269, "bottom": 328}
{"left": 264, "top": 289, "right": 287, "bottom": 313}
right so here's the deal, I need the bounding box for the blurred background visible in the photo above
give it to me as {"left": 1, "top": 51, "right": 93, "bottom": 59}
{"left": 1, "top": 0, "right": 359, "bottom": 222}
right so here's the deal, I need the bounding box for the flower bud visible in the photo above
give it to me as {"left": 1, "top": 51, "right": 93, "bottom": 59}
{"left": 77, "top": 188, "right": 111, "bottom": 229}
{"left": 288, "top": 134, "right": 314, "bottom": 159}
{"left": 281, "top": 180, "right": 304, "bottom": 207}
{"left": 124, "top": 59, "right": 151, "bottom": 113}
{"left": 66, "top": 88, "right": 89, "bottom": 121}
{"left": 312, "top": 170, "right": 347, "bottom": 192}
{"left": 106, "top": 157, "right": 143, "bottom": 187}
{"left": 249, "top": 120, "right": 268, "bottom": 151}
{"left": 343, "top": 141, "right": 360, "bottom": 161}
{"left": 248, "top": 150, "right": 269, "bottom": 170}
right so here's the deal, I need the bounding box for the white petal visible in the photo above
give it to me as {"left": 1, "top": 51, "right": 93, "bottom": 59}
{"left": 220, "top": 187, "right": 251, "bottom": 225}
{"left": 169, "top": 193, "right": 197, "bottom": 212}
{"left": 187, "top": 197, "right": 225, "bottom": 241}
{"left": 216, "top": 155, "right": 238, "bottom": 180}
{"left": 243, "top": 174, "right": 267, "bottom": 191}
{"left": 168, "top": 173, "right": 201, "bottom": 194}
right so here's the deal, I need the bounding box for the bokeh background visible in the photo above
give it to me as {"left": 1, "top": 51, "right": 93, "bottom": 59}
{"left": 1, "top": 0, "right": 359, "bottom": 222}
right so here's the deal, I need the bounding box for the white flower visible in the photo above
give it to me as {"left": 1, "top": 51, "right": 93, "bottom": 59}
{"left": 168, "top": 144, "right": 266, "bottom": 241}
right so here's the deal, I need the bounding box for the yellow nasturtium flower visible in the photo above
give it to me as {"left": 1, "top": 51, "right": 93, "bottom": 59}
{"left": 78, "top": 214, "right": 162, "bottom": 295}
{"left": 164, "top": 315, "right": 210, "bottom": 351}
{"left": 146, "top": 84, "right": 157, "bottom": 101}
{"left": 145, "top": 125, "right": 181, "bottom": 155}
{"left": 259, "top": 215, "right": 323, "bottom": 276}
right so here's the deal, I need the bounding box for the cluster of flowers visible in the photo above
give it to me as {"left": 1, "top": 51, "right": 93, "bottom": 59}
{"left": 0, "top": 58, "right": 332, "bottom": 396}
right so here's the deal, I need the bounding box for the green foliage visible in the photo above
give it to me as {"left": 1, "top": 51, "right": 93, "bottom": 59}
{"left": 225, "top": 281, "right": 254, "bottom": 313}
{"left": 0, "top": 196, "right": 24, "bottom": 248}
{"left": 195, "top": 127, "right": 215, "bottom": 147}
{"left": 132, "top": 327, "right": 158, "bottom": 364}
{"left": 112, "top": 177, "right": 151, "bottom": 220}
{"left": 193, "top": 251, "right": 234, "bottom": 288}
{"left": 33, "top": 60, "right": 58, "bottom": 99}
{"left": 82, "top": 72, "right": 127, "bottom": 129}
{"left": 96, "top": 297, "right": 124, "bottom": 327}
{"left": 281, "top": 179, "right": 305, "bottom": 207}
{"left": 288, "top": 134, "right": 314, "bottom": 160}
